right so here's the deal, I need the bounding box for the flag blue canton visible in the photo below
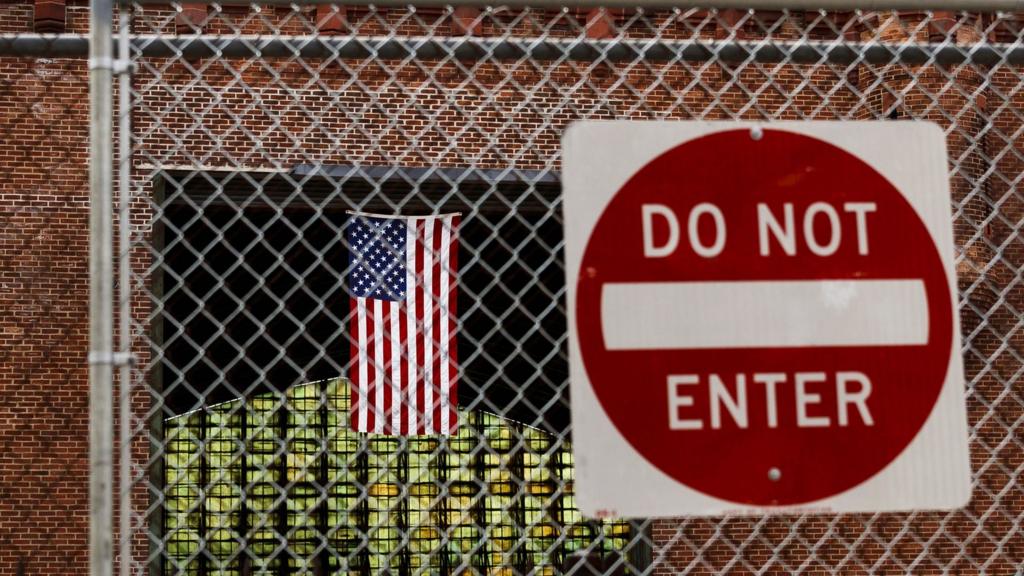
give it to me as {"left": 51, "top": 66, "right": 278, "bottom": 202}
{"left": 348, "top": 216, "right": 407, "bottom": 301}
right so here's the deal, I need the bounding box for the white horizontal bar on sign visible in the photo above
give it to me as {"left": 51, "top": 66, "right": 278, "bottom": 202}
{"left": 601, "top": 279, "right": 929, "bottom": 351}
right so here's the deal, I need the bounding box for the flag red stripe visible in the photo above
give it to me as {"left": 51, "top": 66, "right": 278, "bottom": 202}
{"left": 381, "top": 300, "right": 393, "bottom": 435}
{"left": 414, "top": 219, "right": 428, "bottom": 434}
{"left": 398, "top": 299, "right": 410, "bottom": 435}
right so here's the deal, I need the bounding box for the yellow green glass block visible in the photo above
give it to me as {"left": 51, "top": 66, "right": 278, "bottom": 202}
{"left": 288, "top": 433, "right": 320, "bottom": 454}
{"left": 528, "top": 523, "right": 557, "bottom": 539}
{"left": 327, "top": 379, "right": 351, "bottom": 413}
{"left": 287, "top": 408, "right": 321, "bottom": 431}
{"left": 407, "top": 451, "right": 439, "bottom": 474}
{"left": 166, "top": 528, "right": 200, "bottom": 557}
{"left": 448, "top": 524, "right": 479, "bottom": 554}
{"left": 330, "top": 525, "right": 360, "bottom": 546}
{"left": 447, "top": 421, "right": 476, "bottom": 453}
{"left": 481, "top": 415, "right": 513, "bottom": 452}
{"left": 406, "top": 500, "right": 432, "bottom": 525}
{"left": 367, "top": 553, "right": 404, "bottom": 573}
{"left": 165, "top": 413, "right": 201, "bottom": 436}
{"left": 560, "top": 496, "right": 581, "bottom": 524}
{"left": 247, "top": 482, "right": 283, "bottom": 513}
{"left": 490, "top": 480, "right": 516, "bottom": 496}
{"left": 206, "top": 482, "right": 240, "bottom": 513}
{"left": 206, "top": 514, "right": 239, "bottom": 532}
{"left": 555, "top": 449, "right": 574, "bottom": 471}
{"left": 287, "top": 526, "right": 319, "bottom": 556}
{"left": 329, "top": 435, "right": 360, "bottom": 456}
{"left": 409, "top": 481, "right": 440, "bottom": 498}
{"left": 288, "top": 382, "right": 322, "bottom": 411}
{"left": 484, "top": 526, "right": 516, "bottom": 551}
{"left": 525, "top": 425, "right": 552, "bottom": 448}
{"left": 369, "top": 436, "right": 400, "bottom": 453}
{"left": 206, "top": 528, "right": 240, "bottom": 558}
{"left": 286, "top": 558, "right": 318, "bottom": 576}
{"left": 409, "top": 529, "right": 442, "bottom": 556}
{"left": 367, "top": 483, "right": 399, "bottom": 497}
{"left": 286, "top": 453, "right": 318, "bottom": 483}
{"left": 367, "top": 500, "right": 400, "bottom": 535}
{"left": 246, "top": 402, "right": 281, "bottom": 477}
{"left": 248, "top": 527, "right": 281, "bottom": 557}
{"left": 444, "top": 494, "right": 475, "bottom": 525}
{"left": 488, "top": 565, "right": 516, "bottom": 576}
{"left": 288, "top": 484, "right": 319, "bottom": 528}
{"left": 164, "top": 562, "right": 199, "bottom": 576}
{"left": 480, "top": 451, "right": 508, "bottom": 471}
{"left": 368, "top": 529, "right": 401, "bottom": 567}
{"left": 409, "top": 436, "right": 439, "bottom": 453}
{"left": 249, "top": 393, "right": 283, "bottom": 414}
{"left": 328, "top": 482, "right": 360, "bottom": 516}
{"left": 523, "top": 495, "right": 555, "bottom": 563}
{"left": 165, "top": 438, "right": 199, "bottom": 460}
{"left": 604, "top": 522, "right": 631, "bottom": 537}
{"left": 446, "top": 450, "right": 474, "bottom": 483}
{"left": 162, "top": 511, "right": 191, "bottom": 531}
{"left": 568, "top": 525, "right": 593, "bottom": 539}
{"left": 526, "top": 482, "right": 556, "bottom": 497}
{"left": 446, "top": 481, "right": 477, "bottom": 497}
{"left": 165, "top": 482, "right": 198, "bottom": 511}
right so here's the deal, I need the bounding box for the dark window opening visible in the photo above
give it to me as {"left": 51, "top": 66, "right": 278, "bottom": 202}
{"left": 157, "top": 166, "right": 570, "bottom": 433}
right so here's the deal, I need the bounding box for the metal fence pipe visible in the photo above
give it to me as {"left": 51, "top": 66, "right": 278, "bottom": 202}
{"left": 123, "top": 0, "right": 1024, "bottom": 9}
{"left": 88, "top": 0, "right": 114, "bottom": 576}
{"left": 5, "top": 35, "right": 1024, "bottom": 66}
{"left": 117, "top": 7, "right": 132, "bottom": 576}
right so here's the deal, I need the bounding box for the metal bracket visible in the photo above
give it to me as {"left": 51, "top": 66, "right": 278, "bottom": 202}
{"left": 87, "top": 56, "right": 134, "bottom": 75}
{"left": 88, "top": 351, "right": 136, "bottom": 366}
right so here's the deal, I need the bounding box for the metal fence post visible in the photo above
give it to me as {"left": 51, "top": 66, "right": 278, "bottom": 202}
{"left": 117, "top": 6, "right": 133, "bottom": 576}
{"left": 89, "top": 0, "right": 114, "bottom": 575}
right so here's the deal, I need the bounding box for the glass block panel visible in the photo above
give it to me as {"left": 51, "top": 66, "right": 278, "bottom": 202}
{"left": 164, "top": 379, "right": 631, "bottom": 575}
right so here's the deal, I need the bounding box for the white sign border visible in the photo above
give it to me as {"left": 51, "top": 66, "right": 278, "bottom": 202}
{"left": 563, "top": 121, "right": 972, "bottom": 518}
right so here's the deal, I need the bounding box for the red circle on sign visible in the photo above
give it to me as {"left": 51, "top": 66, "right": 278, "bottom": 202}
{"left": 576, "top": 129, "right": 952, "bottom": 506}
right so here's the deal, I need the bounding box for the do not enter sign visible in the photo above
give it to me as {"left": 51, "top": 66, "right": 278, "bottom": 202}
{"left": 563, "top": 122, "right": 971, "bottom": 517}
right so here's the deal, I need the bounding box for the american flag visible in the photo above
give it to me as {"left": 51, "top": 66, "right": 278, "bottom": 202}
{"left": 347, "top": 213, "right": 459, "bottom": 435}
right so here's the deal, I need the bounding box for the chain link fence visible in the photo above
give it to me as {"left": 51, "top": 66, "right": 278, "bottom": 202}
{"left": 132, "top": 4, "right": 1022, "bottom": 575}
{"left": 4, "top": 2, "right": 1021, "bottom": 575}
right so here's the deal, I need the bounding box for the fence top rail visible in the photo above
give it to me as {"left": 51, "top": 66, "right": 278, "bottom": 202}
{"left": 3, "top": 33, "right": 1024, "bottom": 64}
{"left": 119, "top": 0, "right": 1024, "bottom": 11}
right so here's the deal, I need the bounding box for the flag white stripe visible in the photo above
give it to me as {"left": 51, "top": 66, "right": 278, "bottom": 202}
{"left": 422, "top": 219, "right": 435, "bottom": 432}
{"left": 439, "top": 216, "right": 453, "bottom": 434}
{"left": 389, "top": 300, "right": 402, "bottom": 434}
{"left": 405, "top": 221, "right": 419, "bottom": 434}
{"left": 373, "top": 298, "right": 385, "bottom": 434}
{"left": 356, "top": 298, "right": 368, "bottom": 432}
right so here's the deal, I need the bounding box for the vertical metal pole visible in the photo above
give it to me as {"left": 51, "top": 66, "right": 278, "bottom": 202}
{"left": 89, "top": 0, "right": 114, "bottom": 575}
{"left": 117, "top": 5, "right": 133, "bottom": 576}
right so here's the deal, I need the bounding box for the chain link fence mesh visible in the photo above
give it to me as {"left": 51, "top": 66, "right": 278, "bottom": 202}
{"left": 97, "top": 3, "right": 1024, "bottom": 575}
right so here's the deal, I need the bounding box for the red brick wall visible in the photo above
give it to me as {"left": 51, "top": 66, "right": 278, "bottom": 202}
{"left": 0, "top": 53, "right": 91, "bottom": 574}
{"left": 0, "top": 5, "right": 1021, "bottom": 575}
